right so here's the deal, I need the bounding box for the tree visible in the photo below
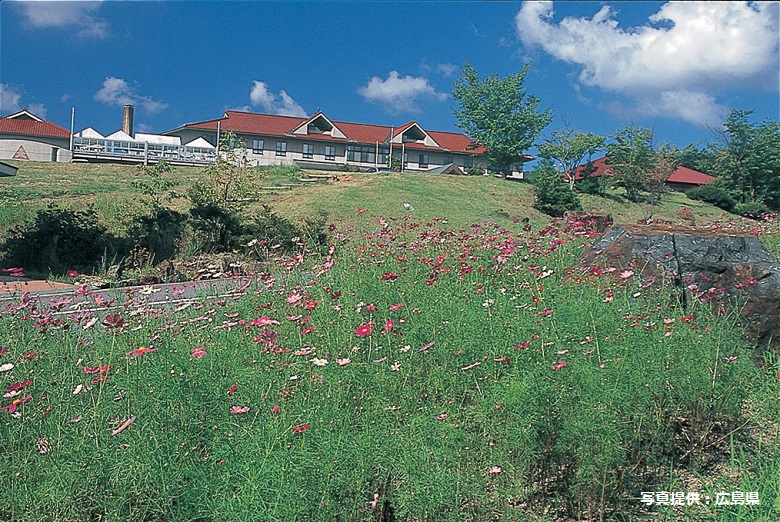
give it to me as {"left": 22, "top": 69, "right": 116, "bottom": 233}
{"left": 530, "top": 159, "right": 582, "bottom": 217}
{"left": 538, "top": 127, "right": 605, "bottom": 190}
{"left": 452, "top": 62, "right": 552, "bottom": 179}
{"left": 605, "top": 126, "right": 657, "bottom": 203}
{"left": 709, "top": 109, "right": 780, "bottom": 211}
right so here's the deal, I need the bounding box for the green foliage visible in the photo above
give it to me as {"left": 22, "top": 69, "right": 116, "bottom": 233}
{"left": 452, "top": 62, "right": 552, "bottom": 178}
{"left": 575, "top": 160, "right": 607, "bottom": 196}
{"left": 465, "top": 163, "right": 485, "bottom": 176}
{"left": 0, "top": 205, "right": 121, "bottom": 274}
{"left": 605, "top": 126, "right": 657, "bottom": 203}
{"left": 709, "top": 109, "right": 780, "bottom": 211}
{"left": 530, "top": 159, "right": 582, "bottom": 216}
{"left": 538, "top": 127, "right": 605, "bottom": 189}
{"left": 686, "top": 183, "right": 738, "bottom": 212}
{"left": 247, "top": 205, "right": 329, "bottom": 257}
{"left": 129, "top": 208, "right": 188, "bottom": 261}
{"left": 734, "top": 199, "right": 770, "bottom": 220}
{"left": 191, "top": 131, "right": 253, "bottom": 212}
{"left": 130, "top": 160, "right": 176, "bottom": 215}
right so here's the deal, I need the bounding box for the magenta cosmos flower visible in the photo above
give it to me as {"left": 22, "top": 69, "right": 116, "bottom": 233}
{"left": 354, "top": 322, "right": 374, "bottom": 338}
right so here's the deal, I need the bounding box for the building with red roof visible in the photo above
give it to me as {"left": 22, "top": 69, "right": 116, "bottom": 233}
{"left": 572, "top": 156, "right": 715, "bottom": 191}
{"left": 164, "top": 110, "right": 531, "bottom": 175}
{"left": 0, "top": 109, "right": 72, "bottom": 162}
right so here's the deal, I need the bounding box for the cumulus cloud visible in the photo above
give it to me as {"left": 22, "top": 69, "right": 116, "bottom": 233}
{"left": 357, "top": 71, "right": 448, "bottom": 113}
{"left": 0, "top": 83, "right": 47, "bottom": 118}
{"left": 249, "top": 81, "right": 306, "bottom": 117}
{"left": 94, "top": 77, "right": 168, "bottom": 114}
{"left": 15, "top": 0, "right": 109, "bottom": 39}
{"left": 516, "top": 1, "right": 779, "bottom": 127}
{"left": 0, "top": 84, "right": 23, "bottom": 115}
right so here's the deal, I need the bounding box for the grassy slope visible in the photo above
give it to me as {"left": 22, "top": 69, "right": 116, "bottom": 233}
{"left": 1, "top": 160, "right": 775, "bottom": 255}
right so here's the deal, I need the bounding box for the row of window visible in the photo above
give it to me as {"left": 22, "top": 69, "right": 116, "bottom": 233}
{"left": 249, "top": 138, "right": 473, "bottom": 167}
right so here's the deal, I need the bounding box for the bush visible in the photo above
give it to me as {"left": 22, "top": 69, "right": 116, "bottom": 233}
{"left": 735, "top": 199, "right": 770, "bottom": 219}
{"left": 530, "top": 160, "right": 582, "bottom": 217}
{"left": 245, "top": 205, "right": 329, "bottom": 257}
{"left": 466, "top": 164, "right": 485, "bottom": 176}
{"left": 129, "top": 208, "right": 187, "bottom": 261}
{"left": 686, "top": 183, "right": 737, "bottom": 212}
{"left": 575, "top": 162, "right": 607, "bottom": 196}
{"left": 0, "top": 205, "right": 121, "bottom": 275}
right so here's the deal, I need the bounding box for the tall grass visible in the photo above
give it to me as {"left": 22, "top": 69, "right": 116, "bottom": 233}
{"left": 2, "top": 213, "right": 778, "bottom": 521}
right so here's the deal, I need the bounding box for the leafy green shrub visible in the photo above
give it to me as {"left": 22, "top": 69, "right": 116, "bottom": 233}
{"left": 734, "top": 199, "right": 770, "bottom": 219}
{"left": 466, "top": 163, "right": 485, "bottom": 176}
{"left": 530, "top": 159, "right": 582, "bottom": 217}
{"left": 575, "top": 162, "right": 607, "bottom": 196}
{"left": 187, "top": 203, "right": 245, "bottom": 253}
{"left": 686, "top": 183, "right": 737, "bottom": 212}
{"left": 245, "top": 205, "right": 329, "bottom": 257}
{"left": 129, "top": 208, "right": 187, "bottom": 261}
{"left": 0, "top": 205, "right": 122, "bottom": 274}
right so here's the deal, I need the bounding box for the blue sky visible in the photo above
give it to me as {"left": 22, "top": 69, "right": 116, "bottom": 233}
{"left": 2, "top": 1, "right": 778, "bottom": 155}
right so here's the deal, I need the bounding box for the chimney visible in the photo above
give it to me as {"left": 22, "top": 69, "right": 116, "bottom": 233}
{"left": 122, "top": 104, "right": 134, "bottom": 136}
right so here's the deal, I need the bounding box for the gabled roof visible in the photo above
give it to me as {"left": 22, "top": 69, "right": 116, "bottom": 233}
{"left": 0, "top": 109, "right": 70, "bottom": 139}
{"left": 572, "top": 157, "right": 714, "bottom": 185}
{"left": 166, "top": 110, "right": 485, "bottom": 155}
{"left": 105, "top": 130, "right": 134, "bottom": 141}
{"left": 75, "top": 127, "right": 105, "bottom": 139}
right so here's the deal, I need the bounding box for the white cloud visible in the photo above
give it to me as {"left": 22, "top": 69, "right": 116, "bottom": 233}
{"left": 0, "top": 84, "right": 22, "bottom": 115}
{"left": 436, "top": 63, "right": 459, "bottom": 77}
{"left": 15, "top": 0, "right": 109, "bottom": 39}
{"left": 0, "top": 83, "right": 47, "bottom": 118}
{"left": 357, "top": 71, "right": 448, "bottom": 113}
{"left": 516, "top": 1, "right": 779, "bottom": 127}
{"left": 249, "top": 81, "right": 306, "bottom": 117}
{"left": 94, "top": 77, "right": 168, "bottom": 114}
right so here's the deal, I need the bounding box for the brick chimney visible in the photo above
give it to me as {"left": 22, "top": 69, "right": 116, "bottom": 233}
{"left": 122, "top": 104, "right": 134, "bottom": 136}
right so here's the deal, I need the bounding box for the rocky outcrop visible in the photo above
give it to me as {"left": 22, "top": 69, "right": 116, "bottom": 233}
{"left": 577, "top": 224, "right": 780, "bottom": 350}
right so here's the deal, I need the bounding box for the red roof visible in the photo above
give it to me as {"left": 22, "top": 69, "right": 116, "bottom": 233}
{"left": 572, "top": 157, "right": 714, "bottom": 186}
{"left": 0, "top": 114, "right": 70, "bottom": 139}
{"left": 171, "top": 110, "right": 486, "bottom": 155}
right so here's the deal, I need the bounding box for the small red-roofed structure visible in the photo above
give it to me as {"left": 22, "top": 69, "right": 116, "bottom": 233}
{"left": 571, "top": 156, "right": 714, "bottom": 191}
{"left": 0, "top": 109, "right": 72, "bottom": 162}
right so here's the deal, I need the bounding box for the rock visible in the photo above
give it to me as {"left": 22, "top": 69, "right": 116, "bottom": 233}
{"left": 577, "top": 224, "right": 780, "bottom": 351}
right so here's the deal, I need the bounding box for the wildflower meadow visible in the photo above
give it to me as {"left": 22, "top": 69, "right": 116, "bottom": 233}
{"left": 1, "top": 208, "right": 779, "bottom": 521}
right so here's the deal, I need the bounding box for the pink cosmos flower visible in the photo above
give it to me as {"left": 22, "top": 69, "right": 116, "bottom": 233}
{"left": 248, "top": 316, "right": 280, "bottom": 327}
{"left": 620, "top": 270, "right": 634, "bottom": 279}
{"left": 381, "top": 319, "right": 395, "bottom": 333}
{"left": 552, "top": 361, "right": 568, "bottom": 371}
{"left": 292, "top": 423, "right": 309, "bottom": 434}
{"left": 191, "top": 346, "right": 207, "bottom": 359}
{"left": 535, "top": 309, "right": 553, "bottom": 317}
{"left": 226, "top": 384, "right": 238, "bottom": 395}
{"left": 230, "top": 405, "right": 250, "bottom": 415}
{"left": 336, "top": 358, "right": 351, "bottom": 366}
{"left": 354, "top": 322, "right": 374, "bottom": 338}
{"left": 127, "top": 346, "right": 157, "bottom": 358}
{"left": 111, "top": 415, "right": 136, "bottom": 436}
{"left": 271, "top": 405, "right": 281, "bottom": 414}
{"left": 389, "top": 303, "right": 405, "bottom": 311}
{"left": 102, "top": 314, "right": 125, "bottom": 329}
{"left": 380, "top": 271, "right": 400, "bottom": 281}
{"left": 0, "top": 393, "right": 31, "bottom": 414}
{"left": 435, "top": 413, "right": 448, "bottom": 421}
{"left": 488, "top": 466, "right": 502, "bottom": 475}
{"left": 66, "top": 270, "right": 79, "bottom": 277}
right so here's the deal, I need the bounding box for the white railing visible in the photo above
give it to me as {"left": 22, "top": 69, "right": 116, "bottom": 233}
{"left": 72, "top": 137, "right": 217, "bottom": 164}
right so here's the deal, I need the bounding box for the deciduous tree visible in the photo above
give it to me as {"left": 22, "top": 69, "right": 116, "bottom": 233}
{"left": 538, "top": 128, "right": 604, "bottom": 189}
{"left": 452, "top": 62, "right": 552, "bottom": 179}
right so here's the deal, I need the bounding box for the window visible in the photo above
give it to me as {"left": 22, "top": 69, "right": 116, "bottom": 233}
{"left": 347, "top": 144, "right": 375, "bottom": 163}
{"left": 325, "top": 145, "right": 336, "bottom": 160}
{"left": 276, "top": 141, "right": 287, "bottom": 156}
{"left": 303, "top": 143, "right": 314, "bottom": 159}
{"left": 443, "top": 156, "right": 453, "bottom": 165}
{"left": 418, "top": 154, "right": 429, "bottom": 169}
{"left": 403, "top": 153, "right": 408, "bottom": 168}
{"left": 252, "top": 139, "right": 264, "bottom": 154}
